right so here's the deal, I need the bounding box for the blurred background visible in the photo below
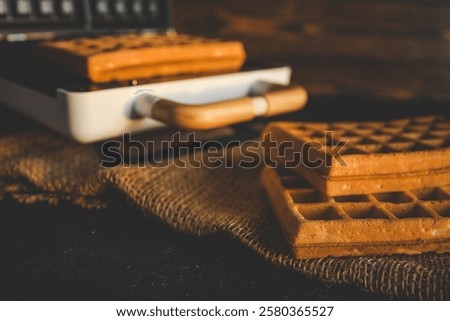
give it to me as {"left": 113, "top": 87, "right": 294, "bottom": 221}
{"left": 172, "top": 0, "right": 450, "bottom": 102}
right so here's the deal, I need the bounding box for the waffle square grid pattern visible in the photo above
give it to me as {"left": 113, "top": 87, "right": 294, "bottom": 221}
{"left": 35, "top": 33, "right": 246, "bottom": 83}
{"left": 264, "top": 115, "right": 450, "bottom": 196}
{"left": 293, "top": 115, "right": 449, "bottom": 155}
{"left": 261, "top": 166, "right": 450, "bottom": 258}
{"left": 58, "top": 34, "right": 221, "bottom": 56}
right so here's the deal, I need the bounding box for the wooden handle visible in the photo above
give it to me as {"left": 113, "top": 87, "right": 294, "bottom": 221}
{"left": 133, "top": 82, "right": 308, "bottom": 130}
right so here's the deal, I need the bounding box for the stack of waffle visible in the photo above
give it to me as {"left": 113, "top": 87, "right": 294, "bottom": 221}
{"left": 261, "top": 115, "right": 450, "bottom": 258}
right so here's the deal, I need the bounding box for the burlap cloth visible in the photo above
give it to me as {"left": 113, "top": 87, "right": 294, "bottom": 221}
{"left": 0, "top": 129, "right": 448, "bottom": 300}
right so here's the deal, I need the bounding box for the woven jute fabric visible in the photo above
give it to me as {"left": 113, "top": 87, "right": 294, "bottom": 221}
{"left": 0, "top": 130, "right": 448, "bottom": 300}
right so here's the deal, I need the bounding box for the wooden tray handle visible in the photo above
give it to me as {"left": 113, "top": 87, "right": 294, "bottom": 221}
{"left": 133, "top": 81, "right": 308, "bottom": 130}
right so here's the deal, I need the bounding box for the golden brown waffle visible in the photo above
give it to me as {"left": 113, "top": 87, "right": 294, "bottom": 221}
{"left": 263, "top": 115, "right": 450, "bottom": 196}
{"left": 261, "top": 165, "right": 450, "bottom": 258}
{"left": 35, "top": 34, "right": 246, "bottom": 83}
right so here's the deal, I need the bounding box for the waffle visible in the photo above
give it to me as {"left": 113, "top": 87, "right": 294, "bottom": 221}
{"left": 263, "top": 115, "right": 450, "bottom": 196}
{"left": 35, "top": 33, "right": 246, "bottom": 83}
{"left": 261, "top": 166, "right": 450, "bottom": 258}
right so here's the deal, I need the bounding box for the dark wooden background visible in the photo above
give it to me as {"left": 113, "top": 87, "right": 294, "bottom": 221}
{"left": 172, "top": 0, "right": 450, "bottom": 102}
{"left": 0, "top": 1, "right": 447, "bottom": 301}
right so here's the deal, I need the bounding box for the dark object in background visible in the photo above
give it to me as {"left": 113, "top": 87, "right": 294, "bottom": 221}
{"left": 172, "top": 0, "right": 450, "bottom": 102}
{"left": 0, "top": 0, "right": 173, "bottom": 39}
